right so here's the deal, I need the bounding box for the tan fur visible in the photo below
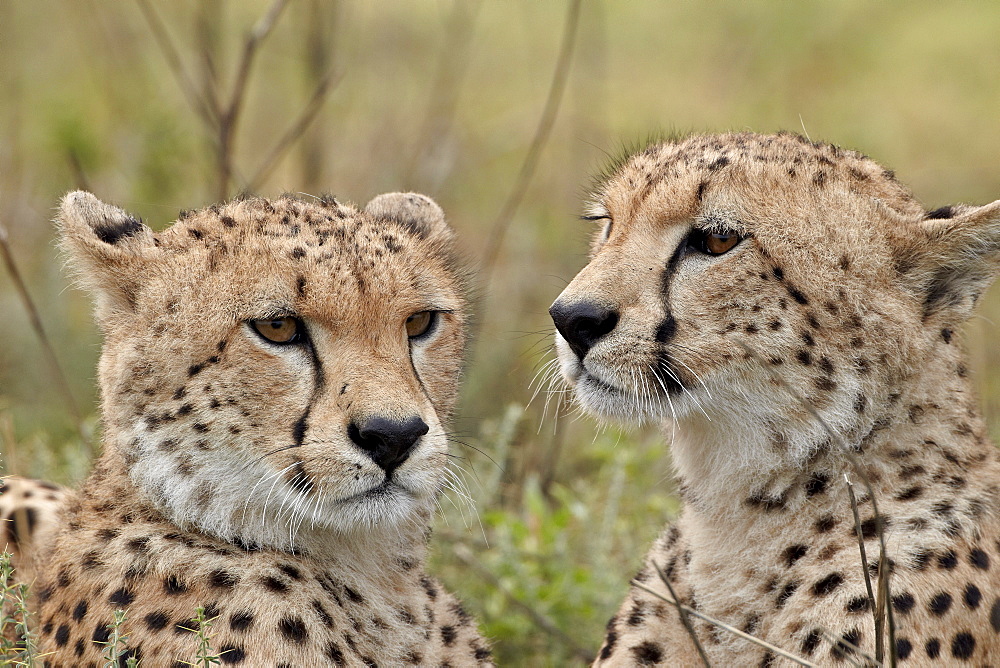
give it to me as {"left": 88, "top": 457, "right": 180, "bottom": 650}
{"left": 16, "top": 191, "right": 491, "bottom": 666}
{"left": 551, "top": 133, "right": 1000, "bottom": 666}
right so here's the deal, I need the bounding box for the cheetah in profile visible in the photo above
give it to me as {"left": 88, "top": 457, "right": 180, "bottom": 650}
{"left": 550, "top": 132, "right": 1000, "bottom": 666}
{"left": 0, "top": 191, "right": 491, "bottom": 666}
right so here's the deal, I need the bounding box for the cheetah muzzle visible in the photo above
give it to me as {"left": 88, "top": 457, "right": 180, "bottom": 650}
{"left": 552, "top": 132, "right": 1000, "bottom": 666}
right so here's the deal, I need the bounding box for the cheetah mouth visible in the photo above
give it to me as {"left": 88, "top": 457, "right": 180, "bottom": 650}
{"left": 337, "top": 479, "right": 413, "bottom": 506}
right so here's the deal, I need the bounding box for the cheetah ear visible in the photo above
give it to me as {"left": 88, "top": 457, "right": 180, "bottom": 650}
{"left": 907, "top": 199, "right": 1000, "bottom": 322}
{"left": 363, "top": 192, "right": 454, "bottom": 243}
{"left": 58, "top": 191, "right": 159, "bottom": 321}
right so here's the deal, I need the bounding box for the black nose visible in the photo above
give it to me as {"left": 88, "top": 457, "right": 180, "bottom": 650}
{"left": 549, "top": 300, "right": 619, "bottom": 360}
{"left": 348, "top": 415, "right": 429, "bottom": 473}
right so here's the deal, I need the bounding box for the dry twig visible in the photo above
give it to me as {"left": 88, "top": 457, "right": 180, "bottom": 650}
{"left": 0, "top": 222, "right": 91, "bottom": 455}
{"left": 652, "top": 562, "right": 711, "bottom": 667}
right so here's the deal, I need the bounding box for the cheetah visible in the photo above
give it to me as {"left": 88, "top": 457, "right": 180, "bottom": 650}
{"left": 3, "top": 190, "right": 492, "bottom": 666}
{"left": 549, "top": 132, "right": 1000, "bottom": 666}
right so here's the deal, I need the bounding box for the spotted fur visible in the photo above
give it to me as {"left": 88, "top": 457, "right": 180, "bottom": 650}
{"left": 15, "top": 191, "right": 490, "bottom": 666}
{"left": 551, "top": 132, "right": 1000, "bottom": 666}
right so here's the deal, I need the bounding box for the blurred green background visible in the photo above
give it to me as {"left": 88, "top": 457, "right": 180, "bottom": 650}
{"left": 2, "top": 1, "right": 999, "bottom": 664}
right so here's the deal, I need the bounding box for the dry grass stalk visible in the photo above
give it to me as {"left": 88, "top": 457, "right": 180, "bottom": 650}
{"left": 0, "top": 222, "right": 91, "bottom": 456}
{"left": 845, "top": 476, "right": 882, "bottom": 660}
{"left": 479, "top": 0, "right": 583, "bottom": 287}
{"left": 652, "top": 562, "right": 711, "bottom": 667}
{"left": 633, "top": 577, "right": 818, "bottom": 668}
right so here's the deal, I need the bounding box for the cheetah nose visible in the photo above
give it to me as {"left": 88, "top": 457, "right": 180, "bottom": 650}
{"left": 549, "top": 300, "right": 619, "bottom": 360}
{"left": 347, "top": 415, "right": 429, "bottom": 474}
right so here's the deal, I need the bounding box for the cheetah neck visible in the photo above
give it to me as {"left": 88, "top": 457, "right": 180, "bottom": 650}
{"left": 667, "top": 340, "right": 999, "bottom": 542}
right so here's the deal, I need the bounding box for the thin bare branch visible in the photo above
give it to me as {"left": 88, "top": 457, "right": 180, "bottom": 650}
{"left": 479, "top": 0, "right": 582, "bottom": 286}
{"left": 451, "top": 543, "right": 593, "bottom": 663}
{"left": 247, "top": 67, "right": 341, "bottom": 192}
{"left": 0, "top": 222, "right": 92, "bottom": 455}
{"left": 846, "top": 475, "right": 882, "bottom": 661}
{"left": 633, "top": 579, "right": 818, "bottom": 667}
{"left": 133, "top": 0, "right": 218, "bottom": 128}
{"left": 653, "top": 562, "right": 712, "bottom": 667}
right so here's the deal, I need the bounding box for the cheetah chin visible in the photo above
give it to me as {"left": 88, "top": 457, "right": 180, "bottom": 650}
{"left": 552, "top": 132, "right": 1000, "bottom": 666}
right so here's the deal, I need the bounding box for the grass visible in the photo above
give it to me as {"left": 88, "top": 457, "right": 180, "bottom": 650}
{"left": 2, "top": 1, "right": 1000, "bottom": 664}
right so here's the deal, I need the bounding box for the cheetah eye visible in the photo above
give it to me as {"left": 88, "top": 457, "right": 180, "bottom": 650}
{"left": 405, "top": 311, "right": 437, "bottom": 339}
{"left": 687, "top": 229, "right": 743, "bottom": 256}
{"left": 250, "top": 317, "right": 303, "bottom": 344}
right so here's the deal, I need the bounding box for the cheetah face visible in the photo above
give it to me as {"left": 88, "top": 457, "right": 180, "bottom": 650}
{"left": 551, "top": 133, "right": 1000, "bottom": 449}
{"left": 60, "top": 191, "right": 468, "bottom": 550}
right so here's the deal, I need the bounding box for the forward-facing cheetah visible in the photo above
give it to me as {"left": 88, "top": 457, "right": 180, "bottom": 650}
{"left": 1, "top": 191, "right": 491, "bottom": 666}
{"left": 550, "top": 132, "right": 1000, "bottom": 666}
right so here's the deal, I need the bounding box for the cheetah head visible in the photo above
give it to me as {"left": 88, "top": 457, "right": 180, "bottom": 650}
{"left": 60, "top": 190, "right": 468, "bottom": 551}
{"left": 550, "top": 133, "right": 1000, "bottom": 477}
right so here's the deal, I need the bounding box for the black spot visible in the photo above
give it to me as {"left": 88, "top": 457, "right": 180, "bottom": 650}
{"left": 963, "top": 583, "right": 982, "bottom": 609}
{"left": 892, "top": 592, "right": 915, "bottom": 614}
{"left": 811, "top": 572, "right": 843, "bottom": 596}
{"left": 859, "top": 516, "right": 888, "bottom": 539}
{"left": 707, "top": 156, "right": 730, "bottom": 171}
{"left": 108, "top": 587, "right": 135, "bottom": 606}
{"left": 326, "top": 642, "right": 346, "bottom": 665}
{"left": 970, "top": 548, "right": 990, "bottom": 570}
{"left": 788, "top": 287, "right": 809, "bottom": 305}
{"left": 990, "top": 598, "right": 1000, "bottom": 631}
{"left": 290, "top": 247, "right": 306, "bottom": 259}
{"left": 230, "top": 610, "right": 255, "bottom": 632}
{"left": 815, "top": 515, "right": 837, "bottom": 533}
{"left": 805, "top": 472, "right": 828, "bottom": 497}
{"left": 72, "top": 599, "right": 89, "bottom": 622}
{"left": 783, "top": 544, "right": 809, "bottom": 567}
{"left": 951, "top": 632, "right": 975, "bottom": 659}
{"left": 831, "top": 628, "right": 862, "bottom": 661}
{"left": 92, "top": 623, "right": 111, "bottom": 644}
{"left": 441, "top": 625, "right": 457, "bottom": 646}
{"left": 796, "top": 350, "right": 813, "bottom": 366}
{"left": 219, "top": 645, "right": 246, "bottom": 664}
{"left": 630, "top": 640, "right": 664, "bottom": 664}
{"left": 55, "top": 623, "right": 70, "bottom": 646}
{"left": 210, "top": 570, "right": 239, "bottom": 589}
{"left": 895, "top": 637, "right": 913, "bottom": 660}
{"left": 925, "top": 638, "right": 941, "bottom": 658}
{"left": 188, "top": 363, "right": 205, "bottom": 376}
{"left": 262, "top": 576, "right": 289, "bottom": 593}
{"left": 145, "top": 611, "right": 170, "bottom": 630}
{"left": 344, "top": 584, "right": 365, "bottom": 603}
{"left": 776, "top": 581, "right": 799, "bottom": 608}
{"left": 846, "top": 596, "right": 871, "bottom": 613}
{"left": 278, "top": 616, "right": 308, "bottom": 643}
{"left": 311, "top": 600, "right": 333, "bottom": 627}
{"left": 938, "top": 550, "right": 958, "bottom": 569}
{"left": 94, "top": 216, "right": 144, "bottom": 245}
{"left": 926, "top": 206, "right": 955, "bottom": 219}
{"left": 802, "top": 629, "right": 821, "bottom": 655}
{"left": 278, "top": 564, "right": 302, "bottom": 580}
{"left": 895, "top": 485, "right": 923, "bottom": 501}
{"left": 164, "top": 575, "right": 187, "bottom": 595}
{"left": 929, "top": 592, "right": 953, "bottom": 615}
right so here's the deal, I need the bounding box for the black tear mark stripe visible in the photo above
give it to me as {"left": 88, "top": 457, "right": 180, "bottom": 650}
{"left": 654, "top": 239, "right": 687, "bottom": 393}
{"left": 287, "top": 326, "right": 327, "bottom": 495}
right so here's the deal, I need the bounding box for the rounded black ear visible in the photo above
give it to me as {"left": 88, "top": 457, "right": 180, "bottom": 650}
{"left": 57, "top": 191, "right": 159, "bottom": 322}
{"left": 363, "top": 192, "right": 454, "bottom": 242}
{"left": 900, "top": 199, "right": 1000, "bottom": 322}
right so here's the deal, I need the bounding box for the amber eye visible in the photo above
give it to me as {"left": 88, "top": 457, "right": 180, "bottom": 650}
{"left": 250, "top": 317, "right": 302, "bottom": 344}
{"left": 405, "top": 311, "right": 437, "bottom": 339}
{"left": 688, "top": 229, "right": 743, "bottom": 256}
